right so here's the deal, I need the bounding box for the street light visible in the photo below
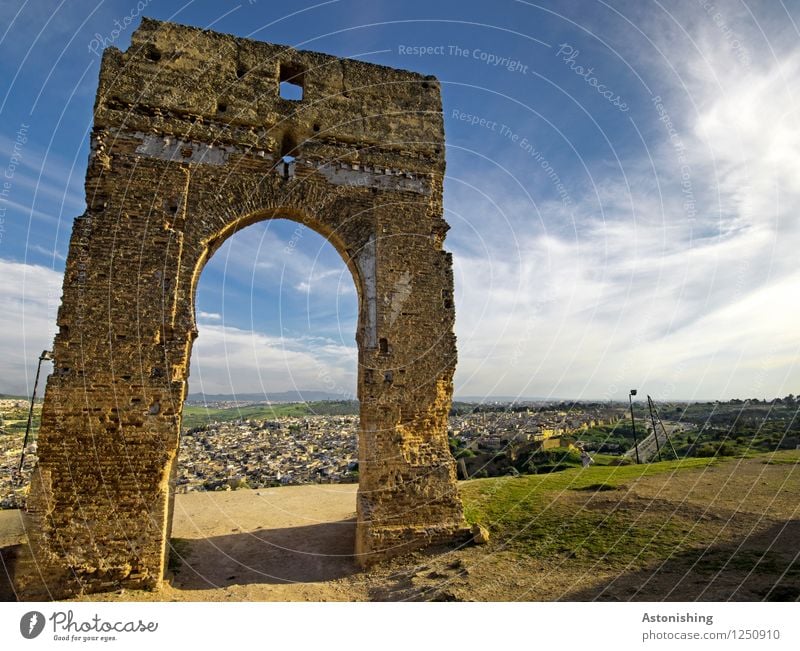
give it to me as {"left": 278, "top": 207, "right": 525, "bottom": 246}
{"left": 629, "top": 389, "right": 640, "bottom": 464}
{"left": 18, "top": 350, "right": 53, "bottom": 475}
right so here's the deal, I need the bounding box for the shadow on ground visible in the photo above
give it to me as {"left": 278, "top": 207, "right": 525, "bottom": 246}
{"left": 561, "top": 519, "right": 800, "bottom": 601}
{"left": 0, "top": 545, "right": 21, "bottom": 601}
{"left": 169, "top": 518, "right": 358, "bottom": 589}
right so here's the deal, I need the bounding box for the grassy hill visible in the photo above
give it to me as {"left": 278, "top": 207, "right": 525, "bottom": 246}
{"left": 453, "top": 449, "right": 800, "bottom": 600}
{"left": 461, "top": 456, "right": 719, "bottom": 561}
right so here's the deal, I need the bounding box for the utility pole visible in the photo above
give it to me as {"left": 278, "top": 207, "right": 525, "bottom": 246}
{"left": 629, "top": 389, "right": 640, "bottom": 464}
{"left": 650, "top": 397, "right": 679, "bottom": 459}
{"left": 647, "top": 395, "right": 662, "bottom": 462}
{"left": 19, "top": 350, "right": 53, "bottom": 475}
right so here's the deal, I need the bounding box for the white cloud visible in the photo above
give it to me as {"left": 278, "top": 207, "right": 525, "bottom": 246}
{"left": 0, "top": 259, "right": 61, "bottom": 395}
{"left": 449, "top": 1, "right": 800, "bottom": 400}
{"left": 0, "top": 257, "right": 358, "bottom": 398}
{"left": 189, "top": 323, "right": 357, "bottom": 397}
{"left": 205, "top": 221, "right": 355, "bottom": 292}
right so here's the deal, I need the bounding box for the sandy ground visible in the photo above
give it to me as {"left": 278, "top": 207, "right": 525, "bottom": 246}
{"left": 161, "top": 483, "right": 362, "bottom": 601}
{"left": 2, "top": 454, "right": 798, "bottom": 601}
{"left": 0, "top": 509, "right": 24, "bottom": 549}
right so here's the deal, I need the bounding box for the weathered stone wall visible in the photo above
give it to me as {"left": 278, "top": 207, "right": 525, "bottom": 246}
{"left": 15, "top": 18, "right": 467, "bottom": 600}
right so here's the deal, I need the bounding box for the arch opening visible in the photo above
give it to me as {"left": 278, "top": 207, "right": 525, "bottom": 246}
{"left": 169, "top": 218, "right": 362, "bottom": 586}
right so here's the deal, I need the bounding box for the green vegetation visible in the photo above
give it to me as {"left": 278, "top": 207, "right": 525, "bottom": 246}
{"left": 523, "top": 448, "right": 582, "bottom": 474}
{"left": 180, "top": 400, "right": 358, "bottom": 430}
{"left": 573, "top": 420, "right": 647, "bottom": 453}
{"left": 666, "top": 400, "right": 799, "bottom": 459}
{"left": 0, "top": 402, "right": 41, "bottom": 437}
{"left": 580, "top": 400, "right": 799, "bottom": 462}
{"left": 461, "top": 456, "right": 719, "bottom": 563}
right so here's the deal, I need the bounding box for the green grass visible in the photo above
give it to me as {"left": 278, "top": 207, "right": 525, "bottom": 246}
{"left": 461, "top": 456, "right": 719, "bottom": 565}
{"left": 761, "top": 456, "right": 800, "bottom": 465}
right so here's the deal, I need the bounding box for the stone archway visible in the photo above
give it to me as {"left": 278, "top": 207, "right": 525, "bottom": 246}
{"left": 15, "top": 18, "right": 468, "bottom": 600}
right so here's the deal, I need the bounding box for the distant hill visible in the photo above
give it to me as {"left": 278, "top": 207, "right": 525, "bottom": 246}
{"left": 186, "top": 392, "right": 553, "bottom": 405}
{"left": 186, "top": 390, "right": 351, "bottom": 404}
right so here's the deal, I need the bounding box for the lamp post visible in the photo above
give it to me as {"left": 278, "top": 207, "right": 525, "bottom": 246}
{"left": 629, "top": 389, "right": 640, "bottom": 464}
{"left": 19, "top": 350, "right": 53, "bottom": 474}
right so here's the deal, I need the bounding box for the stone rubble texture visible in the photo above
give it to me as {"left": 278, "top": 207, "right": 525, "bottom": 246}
{"left": 15, "top": 18, "right": 468, "bottom": 600}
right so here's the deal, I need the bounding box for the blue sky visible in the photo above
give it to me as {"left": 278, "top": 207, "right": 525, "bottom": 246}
{"left": 1, "top": 0, "right": 798, "bottom": 400}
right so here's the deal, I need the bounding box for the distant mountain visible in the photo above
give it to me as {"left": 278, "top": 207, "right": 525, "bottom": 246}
{"left": 186, "top": 390, "right": 353, "bottom": 404}
{"left": 455, "top": 395, "right": 553, "bottom": 403}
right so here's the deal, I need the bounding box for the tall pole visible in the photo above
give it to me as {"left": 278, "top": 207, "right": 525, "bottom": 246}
{"left": 647, "top": 395, "right": 662, "bottom": 462}
{"left": 651, "top": 398, "right": 679, "bottom": 458}
{"left": 19, "top": 350, "right": 52, "bottom": 474}
{"left": 629, "top": 389, "right": 640, "bottom": 464}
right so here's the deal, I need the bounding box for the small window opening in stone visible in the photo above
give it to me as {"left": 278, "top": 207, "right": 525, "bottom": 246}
{"left": 236, "top": 63, "right": 248, "bottom": 79}
{"left": 279, "top": 62, "right": 304, "bottom": 100}
{"left": 280, "top": 131, "right": 297, "bottom": 158}
{"left": 383, "top": 371, "right": 393, "bottom": 384}
{"left": 144, "top": 45, "right": 161, "bottom": 62}
{"left": 280, "top": 81, "right": 303, "bottom": 100}
{"left": 217, "top": 101, "right": 227, "bottom": 113}
{"left": 379, "top": 337, "right": 389, "bottom": 354}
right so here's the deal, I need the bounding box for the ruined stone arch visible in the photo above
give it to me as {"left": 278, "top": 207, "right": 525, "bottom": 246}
{"left": 15, "top": 18, "right": 468, "bottom": 599}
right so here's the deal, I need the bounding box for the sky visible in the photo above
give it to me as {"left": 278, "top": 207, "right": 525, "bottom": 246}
{"left": 1, "top": 0, "right": 798, "bottom": 401}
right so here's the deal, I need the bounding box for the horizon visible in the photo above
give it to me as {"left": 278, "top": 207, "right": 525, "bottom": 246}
{"left": 2, "top": 0, "right": 798, "bottom": 403}
{"left": 5, "top": 387, "right": 794, "bottom": 406}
